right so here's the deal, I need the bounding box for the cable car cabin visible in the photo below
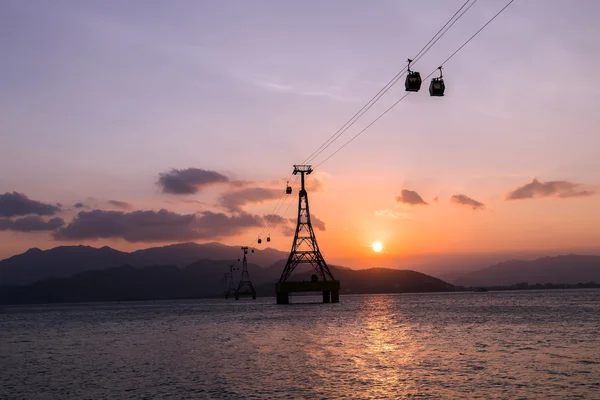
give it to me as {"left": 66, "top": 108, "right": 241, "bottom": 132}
{"left": 258, "top": 238, "right": 262, "bottom": 244}
{"left": 286, "top": 186, "right": 292, "bottom": 194}
{"left": 429, "top": 77, "right": 445, "bottom": 96}
{"left": 266, "top": 235, "right": 271, "bottom": 242}
{"left": 405, "top": 71, "right": 422, "bottom": 92}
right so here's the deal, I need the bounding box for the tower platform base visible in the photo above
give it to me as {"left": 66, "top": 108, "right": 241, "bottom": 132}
{"left": 235, "top": 292, "right": 256, "bottom": 300}
{"left": 275, "top": 280, "right": 340, "bottom": 304}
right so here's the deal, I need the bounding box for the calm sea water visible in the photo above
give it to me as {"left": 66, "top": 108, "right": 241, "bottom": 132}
{"left": 1, "top": 290, "right": 599, "bottom": 399}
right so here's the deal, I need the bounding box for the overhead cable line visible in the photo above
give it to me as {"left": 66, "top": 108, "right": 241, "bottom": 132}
{"left": 302, "top": 0, "right": 476, "bottom": 165}
{"left": 314, "top": 0, "right": 516, "bottom": 169}
{"left": 246, "top": 0, "right": 512, "bottom": 246}
{"left": 246, "top": 175, "right": 299, "bottom": 247}
{"left": 247, "top": 0, "right": 477, "bottom": 246}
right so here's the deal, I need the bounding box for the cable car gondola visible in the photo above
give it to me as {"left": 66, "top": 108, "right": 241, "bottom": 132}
{"left": 258, "top": 236, "right": 262, "bottom": 244}
{"left": 405, "top": 59, "right": 422, "bottom": 92}
{"left": 266, "top": 235, "right": 271, "bottom": 243}
{"left": 429, "top": 66, "right": 445, "bottom": 97}
{"left": 286, "top": 183, "right": 292, "bottom": 195}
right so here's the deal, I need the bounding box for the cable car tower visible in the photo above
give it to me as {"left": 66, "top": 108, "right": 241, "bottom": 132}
{"left": 276, "top": 165, "right": 340, "bottom": 304}
{"left": 235, "top": 246, "right": 256, "bottom": 300}
{"left": 224, "top": 264, "right": 236, "bottom": 299}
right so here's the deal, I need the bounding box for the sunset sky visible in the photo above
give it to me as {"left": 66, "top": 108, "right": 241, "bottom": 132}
{"left": 1, "top": 0, "right": 599, "bottom": 268}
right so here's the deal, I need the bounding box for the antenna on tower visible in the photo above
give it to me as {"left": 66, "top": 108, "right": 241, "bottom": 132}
{"left": 235, "top": 246, "right": 256, "bottom": 300}
{"left": 276, "top": 165, "right": 340, "bottom": 304}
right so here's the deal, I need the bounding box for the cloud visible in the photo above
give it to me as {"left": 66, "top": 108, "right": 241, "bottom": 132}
{"left": 54, "top": 209, "right": 263, "bottom": 242}
{"left": 0, "top": 216, "right": 65, "bottom": 232}
{"left": 261, "top": 214, "right": 295, "bottom": 236}
{"left": 283, "top": 214, "right": 325, "bottom": 231}
{"left": 282, "top": 225, "right": 296, "bottom": 237}
{"left": 395, "top": 189, "right": 428, "bottom": 206}
{"left": 219, "top": 187, "right": 281, "bottom": 211}
{"left": 74, "top": 202, "right": 86, "bottom": 209}
{"left": 264, "top": 214, "right": 288, "bottom": 225}
{"left": 229, "top": 178, "right": 286, "bottom": 189}
{"left": 107, "top": 200, "right": 134, "bottom": 210}
{"left": 375, "top": 209, "right": 411, "bottom": 219}
{"left": 451, "top": 194, "right": 485, "bottom": 210}
{"left": 157, "top": 168, "right": 229, "bottom": 194}
{"left": 310, "top": 178, "right": 324, "bottom": 192}
{"left": 0, "top": 192, "right": 61, "bottom": 217}
{"left": 506, "top": 178, "right": 595, "bottom": 200}
{"left": 311, "top": 215, "right": 326, "bottom": 231}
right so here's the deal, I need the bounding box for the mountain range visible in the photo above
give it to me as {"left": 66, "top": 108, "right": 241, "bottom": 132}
{"left": 0, "top": 242, "right": 288, "bottom": 286}
{"left": 454, "top": 254, "right": 600, "bottom": 287}
{"left": 1, "top": 243, "right": 598, "bottom": 305}
{"left": 0, "top": 262, "right": 455, "bottom": 305}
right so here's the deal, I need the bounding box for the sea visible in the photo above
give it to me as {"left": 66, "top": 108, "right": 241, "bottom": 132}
{"left": 1, "top": 290, "right": 599, "bottom": 399}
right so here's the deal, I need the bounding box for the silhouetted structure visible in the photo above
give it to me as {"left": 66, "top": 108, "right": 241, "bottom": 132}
{"left": 276, "top": 165, "right": 340, "bottom": 304}
{"left": 235, "top": 247, "right": 256, "bottom": 300}
{"left": 224, "top": 264, "right": 236, "bottom": 299}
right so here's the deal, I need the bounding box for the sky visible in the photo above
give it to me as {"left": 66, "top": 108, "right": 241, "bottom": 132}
{"left": 1, "top": 0, "right": 600, "bottom": 269}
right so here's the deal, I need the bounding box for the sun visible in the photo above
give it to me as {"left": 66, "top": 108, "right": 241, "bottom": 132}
{"left": 372, "top": 241, "right": 383, "bottom": 253}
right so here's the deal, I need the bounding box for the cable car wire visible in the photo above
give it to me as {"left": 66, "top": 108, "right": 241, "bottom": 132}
{"left": 256, "top": 0, "right": 479, "bottom": 240}
{"left": 302, "top": 0, "right": 477, "bottom": 165}
{"left": 246, "top": 0, "right": 477, "bottom": 247}
{"left": 246, "top": 0, "right": 513, "bottom": 246}
{"left": 246, "top": 175, "right": 300, "bottom": 246}
{"left": 314, "top": 0, "right": 516, "bottom": 169}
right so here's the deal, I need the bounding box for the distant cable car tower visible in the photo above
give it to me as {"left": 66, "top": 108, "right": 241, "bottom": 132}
{"left": 235, "top": 246, "right": 256, "bottom": 300}
{"left": 276, "top": 165, "right": 339, "bottom": 304}
{"left": 224, "top": 264, "right": 236, "bottom": 299}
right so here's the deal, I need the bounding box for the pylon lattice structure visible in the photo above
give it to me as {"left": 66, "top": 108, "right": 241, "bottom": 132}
{"left": 224, "top": 264, "right": 236, "bottom": 299}
{"left": 276, "top": 165, "right": 340, "bottom": 304}
{"left": 235, "top": 246, "right": 256, "bottom": 300}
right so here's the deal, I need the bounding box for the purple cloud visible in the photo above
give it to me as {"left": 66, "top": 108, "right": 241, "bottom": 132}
{"left": 219, "top": 187, "right": 281, "bottom": 211}
{"left": 0, "top": 192, "right": 61, "bottom": 217}
{"left": 0, "top": 216, "right": 64, "bottom": 232}
{"left": 108, "top": 200, "right": 134, "bottom": 210}
{"left": 396, "top": 189, "right": 428, "bottom": 206}
{"left": 506, "top": 178, "right": 594, "bottom": 200}
{"left": 54, "top": 209, "right": 263, "bottom": 242}
{"left": 451, "top": 194, "right": 485, "bottom": 210}
{"left": 157, "top": 168, "right": 229, "bottom": 194}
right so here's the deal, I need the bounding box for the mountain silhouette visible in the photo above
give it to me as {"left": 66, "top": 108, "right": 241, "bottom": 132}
{"left": 255, "top": 267, "right": 456, "bottom": 296}
{"left": 0, "top": 263, "right": 456, "bottom": 305}
{"left": 454, "top": 254, "right": 600, "bottom": 286}
{"left": 0, "top": 242, "right": 288, "bottom": 286}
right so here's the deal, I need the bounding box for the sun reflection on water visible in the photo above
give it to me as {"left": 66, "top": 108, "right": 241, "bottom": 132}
{"left": 5, "top": 292, "right": 599, "bottom": 399}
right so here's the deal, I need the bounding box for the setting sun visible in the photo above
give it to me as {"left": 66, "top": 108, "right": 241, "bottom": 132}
{"left": 372, "top": 241, "right": 383, "bottom": 253}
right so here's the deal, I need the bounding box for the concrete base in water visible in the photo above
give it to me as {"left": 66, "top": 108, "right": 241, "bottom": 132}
{"left": 275, "top": 280, "right": 340, "bottom": 304}
{"left": 235, "top": 292, "right": 256, "bottom": 300}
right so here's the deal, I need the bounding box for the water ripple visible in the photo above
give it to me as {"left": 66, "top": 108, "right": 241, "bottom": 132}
{"left": 1, "top": 290, "right": 599, "bottom": 399}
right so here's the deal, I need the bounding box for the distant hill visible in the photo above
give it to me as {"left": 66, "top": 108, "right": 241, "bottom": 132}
{"left": 334, "top": 267, "right": 456, "bottom": 294}
{"left": 256, "top": 267, "right": 455, "bottom": 295}
{"left": 454, "top": 254, "right": 600, "bottom": 287}
{"left": 0, "top": 263, "right": 456, "bottom": 305}
{"left": 0, "top": 242, "right": 288, "bottom": 286}
{"left": 0, "top": 259, "right": 264, "bottom": 304}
